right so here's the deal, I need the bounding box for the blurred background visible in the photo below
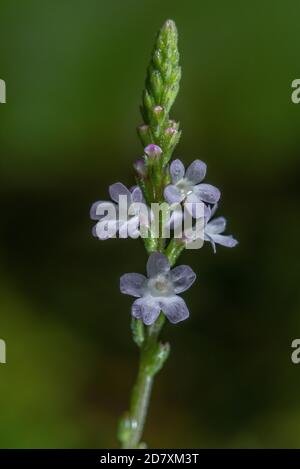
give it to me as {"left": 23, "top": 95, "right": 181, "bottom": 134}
{"left": 0, "top": 0, "right": 300, "bottom": 448}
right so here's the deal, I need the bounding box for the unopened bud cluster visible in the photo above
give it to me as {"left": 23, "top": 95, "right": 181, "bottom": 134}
{"left": 135, "top": 20, "right": 182, "bottom": 204}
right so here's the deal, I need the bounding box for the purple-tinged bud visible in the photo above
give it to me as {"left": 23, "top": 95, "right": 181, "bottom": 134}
{"left": 144, "top": 144, "right": 163, "bottom": 158}
{"left": 134, "top": 159, "right": 147, "bottom": 177}
{"left": 153, "top": 105, "right": 164, "bottom": 114}
{"left": 165, "top": 127, "right": 177, "bottom": 135}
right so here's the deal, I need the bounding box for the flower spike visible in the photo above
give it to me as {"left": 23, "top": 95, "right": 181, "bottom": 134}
{"left": 90, "top": 19, "right": 238, "bottom": 449}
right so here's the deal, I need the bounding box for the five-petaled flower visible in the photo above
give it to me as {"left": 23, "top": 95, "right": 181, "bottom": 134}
{"left": 90, "top": 183, "right": 147, "bottom": 240}
{"left": 164, "top": 159, "right": 221, "bottom": 217}
{"left": 120, "top": 252, "right": 196, "bottom": 325}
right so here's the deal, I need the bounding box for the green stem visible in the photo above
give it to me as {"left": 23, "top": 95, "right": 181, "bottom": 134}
{"left": 124, "top": 362, "right": 153, "bottom": 449}
{"left": 119, "top": 315, "right": 166, "bottom": 449}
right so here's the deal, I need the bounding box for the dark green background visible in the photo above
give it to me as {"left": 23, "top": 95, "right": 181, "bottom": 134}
{"left": 0, "top": 0, "right": 300, "bottom": 448}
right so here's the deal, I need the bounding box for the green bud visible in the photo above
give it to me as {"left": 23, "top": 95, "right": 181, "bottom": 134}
{"left": 161, "top": 82, "right": 180, "bottom": 113}
{"left": 145, "top": 342, "right": 170, "bottom": 376}
{"left": 149, "top": 70, "right": 163, "bottom": 102}
{"left": 137, "top": 124, "right": 152, "bottom": 146}
{"left": 117, "top": 412, "right": 137, "bottom": 445}
{"left": 153, "top": 50, "right": 162, "bottom": 69}
{"left": 163, "top": 130, "right": 181, "bottom": 164}
{"left": 142, "top": 90, "right": 155, "bottom": 122}
{"left": 131, "top": 318, "right": 145, "bottom": 348}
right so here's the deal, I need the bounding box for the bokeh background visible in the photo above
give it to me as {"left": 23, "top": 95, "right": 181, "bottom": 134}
{"left": 0, "top": 0, "right": 300, "bottom": 448}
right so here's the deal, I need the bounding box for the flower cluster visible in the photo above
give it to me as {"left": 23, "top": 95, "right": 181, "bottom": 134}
{"left": 90, "top": 19, "right": 238, "bottom": 326}
{"left": 90, "top": 146, "right": 237, "bottom": 324}
{"left": 91, "top": 152, "right": 237, "bottom": 249}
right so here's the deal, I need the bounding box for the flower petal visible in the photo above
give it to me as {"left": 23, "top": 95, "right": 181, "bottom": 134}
{"left": 131, "top": 186, "right": 143, "bottom": 203}
{"left": 210, "top": 203, "right": 219, "bottom": 219}
{"left": 185, "top": 159, "right": 206, "bottom": 184}
{"left": 204, "top": 233, "right": 217, "bottom": 253}
{"left": 147, "top": 252, "right": 170, "bottom": 278}
{"left": 94, "top": 219, "right": 118, "bottom": 240}
{"left": 185, "top": 194, "right": 206, "bottom": 219}
{"left": 170, "top": 265, "right": 196, "bottom": 293}
{"left": 209, "top": 234, "right": 238, "bottom": 249}
{"left": 183, "top": 223, "right": 205, "bottom": 246}
{"left": 90, "top": 201, "right": 116, "bottom": 220}
{"left": 159, "top": 296, "right": 189, "bottom": 324}
{"left": 193, "top": 183, "right": 221, "bottom": 204}
{"left": 164, "top": 184, "right": 183, "bottom": 204}
{"left": 109, "top": 182, "right": 131, "bottom": 204}
{"left": 167, "top": 206, "right": 183, "bottom": 231}
{"left": 132, "top": 297, "right": 161, "bottom": 325}
{"left": 170, "top": 159, "right": 185, "bottom": 183}
{"left": 90, "top": 200, "right": 102, "bottom": 220}
{"left": 120, "top": 273, "right": 147, "bottom": 298}
{"left": 119, "top": 216, "right": 140, "bottom": 239}
{"left": 206, "top": 216, "right": 226, "bottom": 235}
{"left": 92, "top": 224, "right": 98, "bottom": 238}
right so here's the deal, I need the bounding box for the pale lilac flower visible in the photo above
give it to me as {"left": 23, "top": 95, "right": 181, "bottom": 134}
{"left": 204, "top": 205, "right": 238, "bottom": 253}
{"left": 164, "top": 159, "right": 221, "bottom": 217}
{"left": 90, "top": 183, "right": 146, "bottom": 240}
{"left": 120, "top": 252, "right": 196, "bottom": 325}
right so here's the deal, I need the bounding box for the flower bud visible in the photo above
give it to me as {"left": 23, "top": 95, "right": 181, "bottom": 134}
{"left": 150, "top": 70, "right": 163, "bottom": 101}
{"left": 165, "top": 127, "right": 177, "bottom": 135}
{"left": 168, "top": 119, "right": 179, "bottom": 130}
{"left": 144, "top": 144, "right": 162, "bottom": 159}
{"left": 138, "top": 124, "right": 149, "bottom": 134}
{"left": 153, "top": 105, "right": 163, "bottom": 115}
{"left": 137, "top": 124, "right": 152, "bottom": 146}
{"left": 133, "top": 159, "right": 147, "bottom": 177}
{"left": 151, "top": 105, "right": 165, "bottom": 125}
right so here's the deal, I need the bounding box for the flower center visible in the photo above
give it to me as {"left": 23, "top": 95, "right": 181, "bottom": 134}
{"left": 155, "top": 280, "right": 168, "bottom": 292}
{"left": 148, "top": 274, "right": 173, "bottom": 297}
{"left": 176, "top": 178, "right": 193, "bottom": 198}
